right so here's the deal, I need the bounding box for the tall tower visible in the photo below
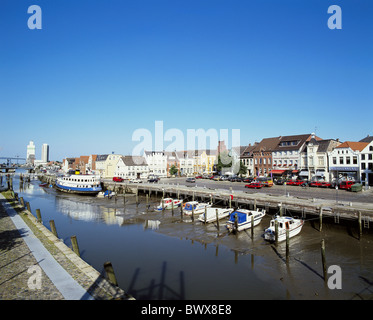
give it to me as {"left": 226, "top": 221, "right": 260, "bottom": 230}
{"left": 26, "top": 141, "right": 36, "bottom": 164}
{"left": 41, "top": 143, "right": 49, "bottom": 163}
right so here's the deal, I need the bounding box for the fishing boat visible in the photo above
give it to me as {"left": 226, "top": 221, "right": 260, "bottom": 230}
{"left": 198, "top": 207, "right": 234, "bottom": 223}
{"left": 154, "top": 198, "right": 183, "bottom": 211}
{"left": 183, "top": 201, "right": 211, "bottom": 215}
{"left": 226, "top": 208, "right": 266, "bottom": 233}
{"left": 55, "top": 174, "right": 102, "bottom": 195}
{"left": 264, "top": 215, "right": 304, "bottom": 242}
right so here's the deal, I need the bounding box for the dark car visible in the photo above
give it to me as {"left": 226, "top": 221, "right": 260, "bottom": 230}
{"left": 274, "top": 179, "right": 285, "bottom": 185}
{"left": 148, "top": 177, "right": 159, "bottom": 183}
{"left": 186, "top": 177, "right": 196, "bottom": 183}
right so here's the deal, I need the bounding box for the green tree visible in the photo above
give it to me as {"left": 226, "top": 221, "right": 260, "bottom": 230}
{"left": 238, "top": 161, "right": 247, "bottom": 177}
{"left": 169, "top": 164, "right": 178, "bottom": 176}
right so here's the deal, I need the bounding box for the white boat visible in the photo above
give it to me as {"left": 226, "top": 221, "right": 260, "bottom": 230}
{"left": 226, "top": 208, "right": 266, "bottom": 233}
{"left": 55, "top": 174, "right": 102, "bottom": 195}
{"left": 264, "top": 215, "right": 304, "bottom": 242}
{"left": 183, "top": 201, "right": 211, "bottom": 215}
{"left": 198, "top": 207, "right": 234, "bottom": 223}
{"left": 154, "top": 198, "right": 183, "bottom": 211}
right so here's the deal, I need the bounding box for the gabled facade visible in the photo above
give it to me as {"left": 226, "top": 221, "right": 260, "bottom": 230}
{"left": 144, "top": 151, "right": 167, "bottom": 177}
{"left": 299, "top": 137, "right": 341, "bottom": 181}
{"left": 252, "top": 137, "right": 281, "bottom": 177}
{"left": 114, "top": 156, "right": 149, "bottom": 179}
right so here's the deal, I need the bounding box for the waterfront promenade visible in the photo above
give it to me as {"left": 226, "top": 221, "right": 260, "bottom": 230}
{"left": 0, "top": 189, "right": 133, "bottom": 300}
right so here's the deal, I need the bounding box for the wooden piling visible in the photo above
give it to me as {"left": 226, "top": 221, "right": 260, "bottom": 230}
{"left": 36, "top": 209, "right": 42, "bottom": 223}
{"left": 279, "top": 203, "right": 283, "bottom": 217}
{"left": 26, "top": 201, "right": 31, "bottom": 213}
{"left": 49, "top": 220, "right": 58, "bottom": 238}
{"left": 321, "top": 239, "right": 327, "bottom": 282}
{"left": 251, "top": 215, "right": 254, "bottom": 239}
{"left": 104, "top": 261, "right": 118, "bottom": 286}
{"left": 191, "top": 205, "right": 194, "bottom": 221}
{"left": 20, "top": 197, "right": 25, "bottom": 208}
{"left": 286, "top": 229, "right": 290, "bottom": 263}
{"left": 319, "top": 205, "right": 323, "bottom": 232}
{"left": 216, "top": 208, "right": 220, "bottom": 233}
{"left": 70, "top": 235, "right": 80, "bottom": 257}
{"left": 358, "top": 211, "right": 362, "bottom": 240}
{"left": 171, "top": 200, "right": 174, "bottom": 216}
{"left": 204, "top": 206, "right": 207, "bottom": 224}
{"left": 275, "top": 220, "right": 279, "bottom": 245}
{"left": 146, "top": 194, "right": 149, "bottom": 212}
{"left": 162, "top": 198, "right": 165, "bottom": 212}
{"left": 180, "top": 202, "right": 184, "bottom": 221}
{"left": 234, "top": 213, "right": 238, "bottom": 233}
{"left": 254, "top": 199, "right": 257, "bottom": 211}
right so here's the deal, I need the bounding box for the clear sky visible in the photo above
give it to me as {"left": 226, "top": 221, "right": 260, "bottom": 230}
{"left": 1, "top": 0, "right": 372, "bottom": 161}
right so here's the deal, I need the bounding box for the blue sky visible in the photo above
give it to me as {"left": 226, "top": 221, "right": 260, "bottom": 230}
{"left": 1, "top": 0, "right": 372, "bottom": 161}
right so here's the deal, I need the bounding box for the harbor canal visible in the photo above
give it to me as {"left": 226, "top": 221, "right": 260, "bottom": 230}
{"left": 13, "top": 171, "right": 373, "bottom": 300}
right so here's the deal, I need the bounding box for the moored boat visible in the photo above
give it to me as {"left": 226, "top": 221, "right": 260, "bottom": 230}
{"left": 183, "top": 201, "right": 211, "bottom": 215}
{"left": 154, "top": 198, "right": 183, "bottom": 211}
{"left": 226, "top": 208, "right": 266, "bottom": 233}
{"left": 55, "top": 174, "right": 102, "bottom": 195}
{"left": 264, "top": 215, "right": 304, "bottom": 242}
{"left": 198, "top": 207, "right": 234, "bottom": 223}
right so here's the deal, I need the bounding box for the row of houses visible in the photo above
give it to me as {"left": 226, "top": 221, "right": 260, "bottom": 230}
{"left": 62, "top": 134, "right": 373, "bottom": 186}
{"left": 239, "top": 133, "right": 373, "bottom": 186}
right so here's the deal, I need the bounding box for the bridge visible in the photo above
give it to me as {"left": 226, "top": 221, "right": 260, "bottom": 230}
{"left": 0, "top": 156, "right": 26, "bottom": 166}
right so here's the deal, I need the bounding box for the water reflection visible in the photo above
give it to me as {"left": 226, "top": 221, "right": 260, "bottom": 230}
{"left": 144, "top": 220, "right": 161, "bottom": 230}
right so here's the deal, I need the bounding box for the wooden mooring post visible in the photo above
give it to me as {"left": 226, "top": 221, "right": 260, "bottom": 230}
{"left": 358, "top": 211, "right": 362, "bottom": 240}
{"left": 26, "top": 201, "right": 31, "bottom": 213}
{"left": 216, "top": 208, "right": 220, "bottom": 233}
{"left": 49, "top": 220, "right": 58, "bottom": 238}
{"left": 104, "top": 261, "right": 118, "bottom": 286}
{"left": 286, "top": 229, "right": 290, "bottom": 264}
{"left": 70, "top": 235, "right": 80, "bottom": 257}
{"left": 321, "top": 239, "right": 327, "bottom": 283}
{"left": 275, "top": 220, "right": 279, "bottom": 245}
{"left": 36, "top": 209, "right": 42, "bottom": 223}
{"left": 319, "top": 205, "right": 323, "bottom": 232}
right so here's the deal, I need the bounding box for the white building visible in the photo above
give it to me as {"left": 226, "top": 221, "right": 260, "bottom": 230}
{"left": 114, "top": 156, "right": 149, "bottom": 179}
{"left": 26, "top": 140, "right": 36, "bottom": 164}
{"left": 41, "top": 143, "right": 49, "bottom": 163}
{"left": 299, "top": 138, "right": 341, "bottom": 181}
{"left": 144, "top": 151, "right": 167, "bottom": 177}
{"left": 359, "top": 140, "right": 373, "bottom": 187}
{"left": 328, "top": 141, "right": 368, "bottom": 183}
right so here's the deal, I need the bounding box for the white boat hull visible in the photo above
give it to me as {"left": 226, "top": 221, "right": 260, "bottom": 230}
{"left": 198, "top": 208, "right": 234, "bottom": 223}
{"left": 226, "top": 209, "right": 266, "bottom": 232}
{"left": 264, "top": 216, "right": 304, "bottom": 242}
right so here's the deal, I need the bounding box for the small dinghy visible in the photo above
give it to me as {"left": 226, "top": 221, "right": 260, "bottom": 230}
{"left": 198, "top": 207, "right": 234, "bottom": 223}
{"left": 154, "top": 198, "right": 183, "bottom": 211}
{"left": 183, "top": 201, "right": 211, "bottom": 215}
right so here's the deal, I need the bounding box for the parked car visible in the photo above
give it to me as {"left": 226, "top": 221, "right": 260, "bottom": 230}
{"left": 274, "top": 179, "right": 285, "bottom": 185}
{"left": 339, "top": 181, "right": 355, "bottom": 190}
{"left": 195, "top": 175, "right": 203, "bottom": 179}
{"left": 186, "top": 177, "right": 196, "bottom": 183}
{"left": 148, "top": 177, "right": 159, "bottom": 183}
{"left": 228, "top": 176, "right": 243, "bottom": 182}
{"left": 245, "top": 182, "right": 263, "bottom": 189}
{"left": 113, "top": 177, "right": 124, "bottom": 182}
{"left": 213, "top": 175, "right": 222, "bottom": 181}
{"left": 293, "top": 180, "right": 307, "bottom": 186}
{"left": 243, "top": 177, "right": 255, "bottom": 183}
{"left": 129, "top": 178, "right": 142, "bottom": 183}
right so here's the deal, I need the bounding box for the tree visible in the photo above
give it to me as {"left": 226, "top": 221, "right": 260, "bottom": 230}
{"left": 238, "top": 161, "right": 247, "bottom": 177}
{"left": 216, "top": 151, "right": 232, "bottom": 174}
{"left": 169, "top": 164, "right": 178, "bottom": 176}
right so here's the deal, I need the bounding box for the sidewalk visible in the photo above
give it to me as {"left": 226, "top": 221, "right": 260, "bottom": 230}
{"left": 0, "top": 191, "right": 133, "bottom": 300}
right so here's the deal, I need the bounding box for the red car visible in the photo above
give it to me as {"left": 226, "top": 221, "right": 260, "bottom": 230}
{"left": 113, "top": 177, "right": 124, "bottom": 182}
{"left": 285, "top": 180, "right": 295, "bottom": 185}
{"left": 310, "top": 181, "right": 322, "bottom": 187}
{"left": 245, "top": 182, "right": 263, "bottom": 189}
{"left": 319, "top": 182, "right": 332, "bottom": 188}
{"left": 195, "top": 175, "right": 203, "bottom": 179}
{"left": 339, "top": 181, "right": 355, "bottom": 190}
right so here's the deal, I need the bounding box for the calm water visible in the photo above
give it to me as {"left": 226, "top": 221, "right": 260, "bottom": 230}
{"left": 11, "top": 171, "right": 373, "bottom": 300}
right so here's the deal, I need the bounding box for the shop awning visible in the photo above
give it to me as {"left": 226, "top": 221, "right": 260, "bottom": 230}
{"left": 299, "top": 171, "right": 309, "bottom": 176}
{"left": 270, "top": 170, "right": 286, "bottom": 174}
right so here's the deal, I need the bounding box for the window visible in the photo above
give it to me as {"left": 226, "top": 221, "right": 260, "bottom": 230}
{"left": 353, "top": 156, "right": 358, "bottom": 164}
{"left": 346, "top": 157, "right": 351, "bottom": 165}
{"left": 361, "top": 154, "right": 366, "bottom": 160}
{"left": 333, "top": 157, "right": 337, "bottom": 165}
{"left": 340, "top": 157, "right": 344, "bottom": 165}
{"left": 369, "top": 163, "right": 373, "bottom": 170}
{"left": 370, "top": 146, "right": 373, "bottom": 151}
{"left": 369, "top": 154, "right": 372, "bottom": 160}
{"left": 362, "top": 163, "right": 366, "bottom": 170}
